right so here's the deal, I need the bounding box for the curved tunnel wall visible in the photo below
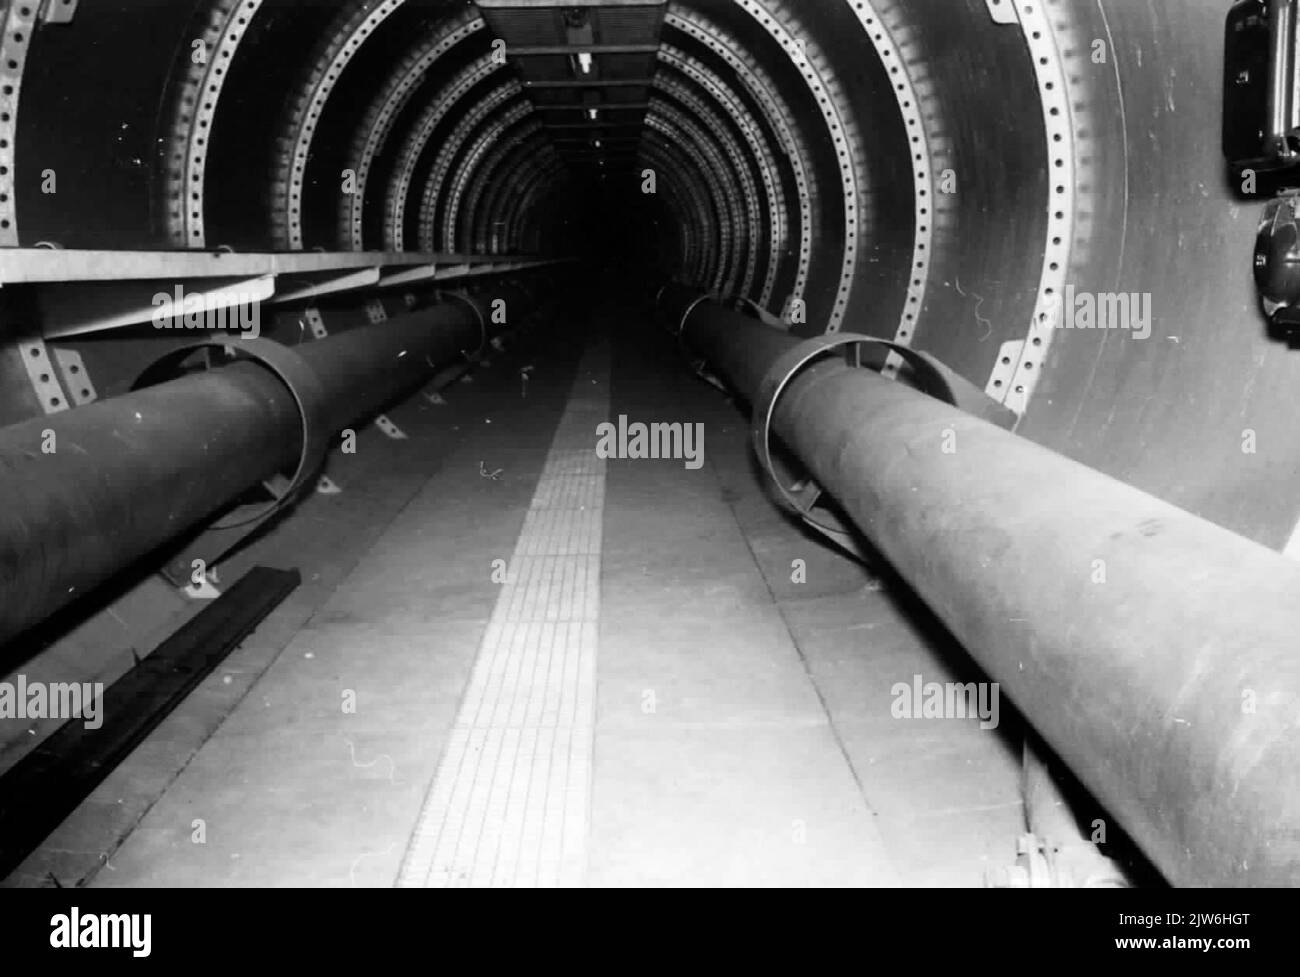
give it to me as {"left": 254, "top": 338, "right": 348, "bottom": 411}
{"left": 3, "top": 0, "right": 1293, "bottom": 548}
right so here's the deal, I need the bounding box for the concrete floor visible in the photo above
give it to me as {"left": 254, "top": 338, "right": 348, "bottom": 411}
{"left": 3, "top": 297, "right": 1024, "bottom": 887}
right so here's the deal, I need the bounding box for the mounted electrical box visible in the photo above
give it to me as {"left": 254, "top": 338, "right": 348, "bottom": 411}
{"left": 1227, "top": 1, "right": 1300, "bottom": 337}
{"left": 1225, "top": 0, "right": 1300, "bottom": 176}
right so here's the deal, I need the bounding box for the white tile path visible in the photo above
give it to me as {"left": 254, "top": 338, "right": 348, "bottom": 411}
{"left": 397, "top": 343, "right": 609, "bottom": 887}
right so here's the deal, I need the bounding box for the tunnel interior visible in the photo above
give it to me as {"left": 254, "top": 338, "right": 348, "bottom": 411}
{"left": 0, "top": 0, "right": 1296, "bottom": 890}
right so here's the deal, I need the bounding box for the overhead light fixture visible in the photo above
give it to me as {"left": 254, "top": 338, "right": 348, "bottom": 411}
{"left": 578, "top": 52, "right": 593, "bottom": 75}
{"left": 594, "top": 138, "right": 603, "bottom": 148}
{"left": 587, "top": 108, "right": 599, "bottom": 121}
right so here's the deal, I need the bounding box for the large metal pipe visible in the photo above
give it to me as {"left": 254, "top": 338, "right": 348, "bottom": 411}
{"left": 0, "top": 283, "right": 544, "bottom": 648}
{"left": 661, "top": 283, "right": 1300, "bottom": 887}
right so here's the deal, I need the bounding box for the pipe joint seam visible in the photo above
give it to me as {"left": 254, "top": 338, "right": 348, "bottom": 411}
{"left": 675, "top": 292, "right": 714, "bottom": 337}
{"left": 752, "top": 333, "right": 884, "bottom": 559}
{"left": 752, "top": 333, "right": 1016, "bottom": 557}
{"left": 132, "top": 338, "right": 330, "bottom": 530}
{"left": 442, "top": 291, "right": 489, "bottom": 361}
{"left": 730, "top": 295, "right": 785, "bottom": 329}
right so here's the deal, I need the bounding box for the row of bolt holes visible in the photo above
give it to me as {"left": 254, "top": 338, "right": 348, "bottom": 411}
{"left": 409, "top": 80, "right": 505, "bottom": 211}
{"left": 288, "top": 12, "right": 391, "bottom": 199}
{"left": 28, "top": 346, "right": 90, "bottom": 403}
{"left": 992, "top": 335, "right": 1045, "bottom": 393}
{"left": 750, "top": 3, "right": 1056, "bottom": 374}
{"left": 0, "top": 14, "right": 29, "bottom": 231}
{"left": 1021, "top": 3, "right": 1069, "bottom": 390}
{"left": 178, "top": 7, "right": 255, "bottom": 234}
{"left": 344, "top": 26, "right": 479, "bottom": 233}
{"left": 671, "top": 15, "right": 813, "bottom": 287}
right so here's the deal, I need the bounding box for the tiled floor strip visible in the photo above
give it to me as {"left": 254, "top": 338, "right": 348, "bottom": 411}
{"left": 397, "top": 344, "right": 609, "bottom": 887}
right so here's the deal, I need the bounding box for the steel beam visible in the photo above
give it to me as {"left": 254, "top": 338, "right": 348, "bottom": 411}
{"left": 0, "top": 249, "right": 560, "bottom": 285}
{"left": 507, "top": 44, "right": 659, "bottom": 55}
{"left": 524, "top": 79, "right": 653, "bottom": 88}
{"left": 535, "top": 102, "right": 650, "bottom": 110}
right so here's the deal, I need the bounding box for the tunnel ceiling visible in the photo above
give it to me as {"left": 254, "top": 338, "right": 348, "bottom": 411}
{"left": 3, "top": 0, "right": 1300, "bottom": 552}
{"left": 476, "top": 1, "right": 665, "bottom": 173}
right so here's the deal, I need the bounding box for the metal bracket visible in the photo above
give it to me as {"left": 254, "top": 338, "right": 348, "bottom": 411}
{"left": 304, "top": 306, "right": 329, "bottom": 339}
{"left": 732, "top": 295, "right": 787, "bottom": 330}
{"left": 141, "top": 342, "right": 329, "bottom": 589}
{"left": 675, "top": 291, "right": 750, "bottom": 393}
{"left": 753, "top": 333, "right": 1017, "bottom": 560}
{"left": 430, "top": 362, "right": 470, "bottom": 392}
{"left": 273, "top": 267, "right": 380, "bottom": 305}
{"left": 45, "top": 274, "right": 276, "bottom": 338}
{"left": 17, "top": 336, "right": 69, "bottom": 414}
{"left": 985, "top": 339, "right": 1025, "bottom": 401}
{"left": 443, "top": 291, "right": 488, "bottom": 361}
{"left": 987, "top": 832, "right": 1128, "bottom": 889}
{"left": 180, "top": 575, "right": 222, "bottom": 601}
{"left": 52, "top": 347, "right": 97, "bottom": 406}
{"left": 675, "top": 292, "right": 714, "bottom": 337}
{"left": 984, "top": 0, "right": 1018, "bottom": 25}
{"left": 692, "top": 365, "right": 729, "bottom": 394}
{"left": 674, "top": 293, "right": 722, "bottom": 385}
{"left": 366, "top": 299, "right": 388, "bottom": 324}
{"left": 38, "top": 0, "right": 79, "bottom": 25}
{"left": 134, "top": 339, "right": 330, "bottom": 531}
{"left": 374, "top": 414, "right": 407, "bottom": 440}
